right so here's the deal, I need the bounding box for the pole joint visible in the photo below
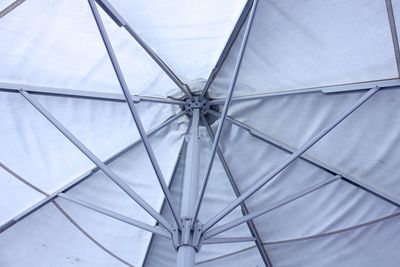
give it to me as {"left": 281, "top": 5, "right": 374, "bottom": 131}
{"left": 172, "top": 218, "right": 203, "bottom": 251}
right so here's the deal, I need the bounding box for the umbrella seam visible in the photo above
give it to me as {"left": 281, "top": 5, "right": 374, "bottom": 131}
{"left": 0, "top": 161, "right": 48, "bottom": 196}
{"left": 52, "top": 200, "right": 135, "bottom": 267}
{"left": 0, "top": 162, "right": 134, "bottom": 266}
{"left": 195, "top": 211, "right": 400, "bottom": 265}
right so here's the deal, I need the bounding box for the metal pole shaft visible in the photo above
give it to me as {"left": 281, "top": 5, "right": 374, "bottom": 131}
{"left": 192, "top": 0, "right": 258, "bottom": 225}
{"left": 20, "top": 90, "right": 173, "bottom": 233}
{"left": 177, "top": 109, "right": 200, "bottom": 267}
{"left": 203, "top": 86, "right": 380, "bottom": 232}
{"left": 88, "top": 0, "right": 182, "bottom": 228}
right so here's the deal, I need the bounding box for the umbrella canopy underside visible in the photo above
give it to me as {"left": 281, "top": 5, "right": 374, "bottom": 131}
{"left": 1, "top": 0, "right": 400, "bottom": 266}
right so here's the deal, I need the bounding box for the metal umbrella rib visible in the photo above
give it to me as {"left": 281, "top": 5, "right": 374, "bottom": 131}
{"left": 58, "top": 193, "right": 171, "bottom": 239}
{"left": 88, "top": 0, "right": 182, "bottom": 228}
{"left": 192, "top": 0, "right": 258, "bottom": 226}
{"left": 20, "top": 90, "right": 173, "bottom": 233}
{"left": 203, "top": 175, "right": 342, "bottom": 239}
{"left": 202, "top": 86, "right": 380, "bottom": 232}
{"left": 94, "top": 0, "right": 191, "bottom": 98}
{"left": 200, "top": 0, "right": 254, "bottom": 98}
{"left": 201, "top": 115, "right": 273, "bottom": 267}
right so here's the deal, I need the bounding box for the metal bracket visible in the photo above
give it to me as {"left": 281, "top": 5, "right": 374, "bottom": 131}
{"left": 171, "top": 218, "right": 203, "bottom": 251}
{"left": 184, "top": 96, "right": 210, "bottom": 116}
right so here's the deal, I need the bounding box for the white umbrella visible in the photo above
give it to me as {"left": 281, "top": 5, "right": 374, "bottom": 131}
{"left": 1, "top": 0, "right": 400, "bottom": 266}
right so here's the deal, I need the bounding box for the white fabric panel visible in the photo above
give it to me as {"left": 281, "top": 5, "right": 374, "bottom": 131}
{"left": 253, "top": 179, "right": 399, "bottom": 242}
{"left": 210, "top": 0, "right": 397, "bottom": 98}
{"left": 393, "top": 0, "right": 400, "bottom": 52}
{"left": 0, "top": 0, "right": 179, "bottom": 97}
{"left": 0, "top": 92, "right": 92, "bottom": 193}
{"left": 0, "top": 91, "right": 177, "bottom": 197}
{"left": 57, "top": 117, "right": 187, "bottom": 266}
{"left": 196, "top": 246, "right": 263, "bottom": 266}
{"left": 1, "top": 0, "right": 399, "bottom": 265}
{"left": 265, "top": 212, "right": 400, "bottom": 266}
{"left": 0, "top": 167, "right": 44, "bottom": 225}
{"left": 144, "top": 232, "right": 176, "bottom": 267}
{"left": 0, "top": 0, "right": 14, "bottom": 12}
{"left": 216, "top": 120, "right": 399, "bottom": 240}
{"left": 36, "top": 94, "right": 180, "bottom": 165}
{"left": 0, "top": 203, "right": 127, "bottom": 267}
{"left": 108, "top": 0, "right": 247, "bottom": 88}
{"left": 217, "top": 121, "right": 332, "bottom": 214}
{"left": 228, "top": 89, "right": 400, "bottom": 202}
{"left": 96, "top": 5, "right": 179, "bottom": 97}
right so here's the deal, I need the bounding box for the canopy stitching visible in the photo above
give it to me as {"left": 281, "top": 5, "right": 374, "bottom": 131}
{"left": 0, "top": 161, "right": 47, "bottom": 196}
{"left": 53, "top": 201, "right": 135, "bottom": 267}
{"left": 0, "top": 162, "right": 134, "bottom": 266}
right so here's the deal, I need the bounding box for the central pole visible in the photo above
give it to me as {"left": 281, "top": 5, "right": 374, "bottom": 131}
{"left": 177, "top": 108, "right": 200, "bottom": 267}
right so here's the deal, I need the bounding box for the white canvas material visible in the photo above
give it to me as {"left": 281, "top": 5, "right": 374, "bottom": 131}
{"left": 0, "top": 0, "right": 399, "bottom": 266}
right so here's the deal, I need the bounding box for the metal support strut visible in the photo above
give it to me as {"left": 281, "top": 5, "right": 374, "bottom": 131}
{"left": 87, "top": 0, "right": 182, "bottom": 228}
{"left": 174, "top": 108, "right": 202, "bottom": 267}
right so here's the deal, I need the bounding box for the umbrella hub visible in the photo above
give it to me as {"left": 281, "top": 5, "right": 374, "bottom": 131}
{"left": 184, "top": 95, "right": 211, "bottom": 116}
{"left": 183, "top": 95, "right": 221, "bottom": 125}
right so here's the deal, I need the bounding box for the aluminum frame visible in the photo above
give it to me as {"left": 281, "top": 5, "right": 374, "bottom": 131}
{"left": 200, "top": 0, "right": 254, "bottom": 98}
{"left": 176, "top": 108, "right": 201, "bottom": 267}
{"left": 208, "top": 78, "right": 400, "bottom": 105}
{"left": 88, "top": 0, "right": 182, "bottom": 228}
{"left": 201, "top": 115, "right": 273, "bottom": 267}
{"left": 59, "top": 193, "right": 171, "bottom": 239}
{"left": 0, "top": 0, "right": 25, "bottom": 19}
{"left": 20, "top": 90, "right": 173, "bottom": 233}
{"left": 142, "top": 115, "right": 193, "bottom": 267}
{"left": 0, "top": 110, "right": 186, "bottom": 234}
{"left": 0, "top": 82, "right": 186, "bottom": 105}
{"left": 202, "top": 86, "right": 379, "bottom": 232}
{"left": 207, "top": 110, "right": 400, "bottom": 208}
{"left": 3, "top": 0, "right": 399, "bottom": 265}
{"left": 94, "top": 0, "right": 192, "bottom": 98}
{"left": 192, "top": 0, "right": 258, "bottom": 226}
{"left": 203, "top": 175, "right": 342, "bottom": 239}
